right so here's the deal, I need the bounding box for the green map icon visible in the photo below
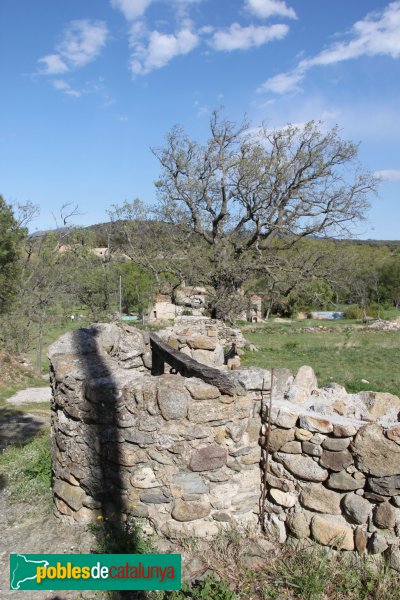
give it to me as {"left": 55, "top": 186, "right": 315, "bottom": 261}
{"left": 10, "top": 554, "right": 49, "bottom": 590}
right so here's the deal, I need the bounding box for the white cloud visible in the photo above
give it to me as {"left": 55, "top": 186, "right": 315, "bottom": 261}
{"left": 111, "top": 0, "right": 204, "bottom": 21}
{"left": 57, "top": 20, "right": 108, "bottom": 68}
{"left": 245, "top": 0, "right": 296, "bottom": 20}
{"left": 130, "top": 27, "right": 199, "bottom": 74}
{"left": 211, "top": 22, "right": 288, "bottom": 51}
{"left": 306, "top": 2, "right": 400, "bottom": 67}
{"left": 38, "top": 20, "right": 108, "bottom": 74}
{"left": 259, "top": 69, "right": 303, "bottom": 93}
{"left": 199, "top": 25, "right": 214, "bottom": 35}
{"left": 52, "top": 79, "right": 81, "bottom": 97}
{"left": 38, "top": 54, "right": 69, "bottom": 75}
{"left": 111, "top": 0, "right": 153, "bottom": 21}
{"left": 374, "top": 169, "right": 400, "bottom": 182}
{"left": 260, "top": 1, "right": 400, "bottom": 94}
{"left": 193, "top": 100, "right": 209, "bottom": 117}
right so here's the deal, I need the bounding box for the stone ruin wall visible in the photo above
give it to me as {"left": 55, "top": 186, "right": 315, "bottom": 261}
{"left": 48, "top": 319, "right": 263, "bottom": 541}
{"left": 259, "top": 368, "right": 400, "bottom": 562}
{"left": 48, "top": 318, "right": 400, "bottom": 566}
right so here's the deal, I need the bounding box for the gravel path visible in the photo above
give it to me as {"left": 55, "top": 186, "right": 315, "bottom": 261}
{"left": 6, "top": 387, "right": 52, "bottom": 406}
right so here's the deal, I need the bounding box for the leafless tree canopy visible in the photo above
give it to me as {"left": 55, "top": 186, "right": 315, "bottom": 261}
{"left": 116, "top": 111, "right": 379, "bottom": 319}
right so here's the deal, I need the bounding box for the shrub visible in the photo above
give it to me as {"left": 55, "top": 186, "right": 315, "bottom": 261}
{"left": 344, "top": 305, "right": 362, "bottom": 320}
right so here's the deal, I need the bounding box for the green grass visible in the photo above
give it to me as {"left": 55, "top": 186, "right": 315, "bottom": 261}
{"left": 241, "top": 321, "right": 400, "bottom": 396}
{"left": 167, "top": 575, "right": 237, "bottom": 599}
{"left": 376, "top": 307, "right": 400, "bottom": 320}
{"left": 89, "top": 517, "right": 155, "bottom": 555}
{"left": 0, "top": 430, "right": 52, "bottom": 507}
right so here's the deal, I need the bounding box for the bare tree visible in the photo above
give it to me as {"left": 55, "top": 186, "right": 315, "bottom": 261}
{"left": 119, "top": 112, "right": 379, "bottom": 319}
{"left": 19, "top": 204, "right": 80, "bottom": 371}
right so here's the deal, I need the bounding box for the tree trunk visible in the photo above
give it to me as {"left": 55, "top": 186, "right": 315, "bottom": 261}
{"left": 36, "top": 323, "right": 44, "bottom": 373}
{"left": 36, "top": 308, "right": 48, "bottom": 373}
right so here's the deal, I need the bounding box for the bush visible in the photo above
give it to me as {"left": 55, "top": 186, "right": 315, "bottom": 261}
{"left": 0, "top": 312, "right": 31, "bottom": 354}
{"left": 344, "top": 305, "right": 362, "bottom": 320}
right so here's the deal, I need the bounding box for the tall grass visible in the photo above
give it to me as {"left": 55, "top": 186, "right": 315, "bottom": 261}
{"left": 0, "top": 430, "right": 52, "bottom": 506}
{"left": 242, "top": 323, "right": 400, "bottom": 396}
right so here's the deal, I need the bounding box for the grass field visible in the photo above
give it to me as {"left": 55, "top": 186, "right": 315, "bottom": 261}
{"left": 241, "top": 319, "right": 400, "bottom": 397}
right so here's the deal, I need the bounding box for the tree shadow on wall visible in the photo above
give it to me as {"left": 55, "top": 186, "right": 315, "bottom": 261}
{"left": 70, "top": 327, "right": 149, "bottom": 600}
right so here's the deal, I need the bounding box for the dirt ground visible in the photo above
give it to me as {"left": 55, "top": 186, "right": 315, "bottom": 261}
{"left": 0, "top": 381, "right": 153, "bottom": 600}
{"left": 0, "top": 380, "right": 97, "bottom": 599}
{"left": 0, "top": 487, "right": 96, "bottom": 599}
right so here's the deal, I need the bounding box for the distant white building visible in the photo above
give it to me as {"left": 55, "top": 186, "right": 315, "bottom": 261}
{"left": 148, "top": 287, "right": 207, "bottom": 321}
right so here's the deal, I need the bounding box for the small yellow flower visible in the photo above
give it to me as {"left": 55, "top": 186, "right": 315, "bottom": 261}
{"left": 97, "top": 515, "right": 104, "bottom": 520}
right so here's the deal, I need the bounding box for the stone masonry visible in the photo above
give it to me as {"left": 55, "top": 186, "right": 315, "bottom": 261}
{"left": 48, "top": 318, "right": 400, "bottom": 566}
{"left": 260, "top": 366, "right": 400, "bottom": 565}
{"left": 48, "top": 321, "right": 267, "bottom": 540}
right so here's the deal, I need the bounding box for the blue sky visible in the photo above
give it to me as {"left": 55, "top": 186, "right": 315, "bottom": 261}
{"left": 1, "top": 0, "right": 399, "bottom": 239}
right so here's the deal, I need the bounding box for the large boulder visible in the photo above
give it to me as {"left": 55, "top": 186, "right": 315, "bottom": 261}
{"left": 342, "top": 493, "right": 371, "bottom": 524}
{"left": 157, "top": 377, "right": 189, "bottom": 420}
{"left": 352, "top": 424, "right": 400, "bottom": 476}
{"left": 326, "top": 470, "right": 365, "bottom": 491}
{"left": 362, "top": 391, "right": 400, "bottom": 421}
{"left": 300, "top": 483, "right": 342, "bottom": 515}
{"left": 189, "top": 446, "right": 227, "bottom": 472}
{"left": 172, "top": 499, "right": 210, "bottom": 522}
{"left": 275, "top": 453, "right": 328, "bottom": 482}
{"left": 311, "top": 514, "right": 354, "bottom": 550}
{"left": 286, "top": 366, "right": 318, "bottom": 404}
{"left": 368, "top": 475, "right": 400, "bottom": 496}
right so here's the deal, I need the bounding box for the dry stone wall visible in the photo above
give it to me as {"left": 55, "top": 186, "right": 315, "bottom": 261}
{"left": 260, "top": 365, "right": 400, "bottom": 564}
{"left": 49, "top": 318, "right": 400, "bottom": 566}
{"left": 157, "top": 316, "right": 247, "bottom": 368}
{"left": 48, "top": 322, "right": 268, "bottom": 539}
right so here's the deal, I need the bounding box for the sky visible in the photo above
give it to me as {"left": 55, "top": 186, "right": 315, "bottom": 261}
{"left": 1, "top": 0, "right": 400, "bottom": 239}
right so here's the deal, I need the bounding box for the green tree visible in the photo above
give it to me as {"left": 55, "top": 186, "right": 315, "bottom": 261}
{"left": 379, "top": 254, "right": 400, "bottom": 308}
{"left": 72, "top": 251, "right": 117, "bottom": 322}
{"left": 0, "top": 196, "right": 27, "bottom": 312}
{"left": 118, "top": 261, "right": 156, "bottom": 317}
